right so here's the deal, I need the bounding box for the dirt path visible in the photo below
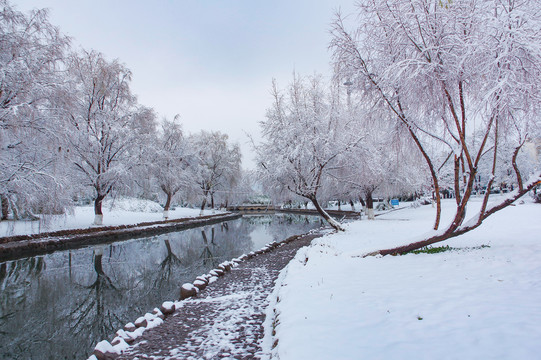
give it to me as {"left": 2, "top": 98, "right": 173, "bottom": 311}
{"left": 115, "top": 231, "right": 324, "bottom": 360}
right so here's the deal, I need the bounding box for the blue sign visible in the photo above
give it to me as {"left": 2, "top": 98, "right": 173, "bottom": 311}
{"left": 390, "top": 199, "right": 399, "bottom": 206}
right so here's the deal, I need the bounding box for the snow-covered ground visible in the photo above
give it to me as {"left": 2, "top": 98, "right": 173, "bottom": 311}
{"left": 0, "top": 197, "right": 221, "bottom": 237}
{"left": 263, "top": 197, "right": 541, "bottom": 360}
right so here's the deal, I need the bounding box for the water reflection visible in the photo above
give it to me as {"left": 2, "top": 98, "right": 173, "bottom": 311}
{"left": 0, "top": 214, "right": 321, "bottom": 359}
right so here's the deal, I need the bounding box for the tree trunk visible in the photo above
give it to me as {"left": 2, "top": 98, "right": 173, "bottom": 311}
{"left": 1, "top": 194, "right": 9, "bottom": 220}
{"left": 163, "top": 191, "right": 172, "bottom": 219}
{"left": 211, "top": 194, "right": 215, "bottom": 209}
{"left": 94, "top": 194, "right": 105, "bottom": 225}
{"left": 310, "top": 196, "right": 345, "bottom": 231}
{"left": 433, "top": 181, "right": 442, "bottom": 230}
{"left": 164, "top": 192, "right": 172, "bottom": 211}
{"left": 350, "top": 200, "right": 355, "bottom": 211}
{"left": 94, "top": 195, "right": 105, "bottom": 215}
{"left": 358, "top": 196, "right": 366, "bottom": 216}
{"left": 199, "top": 197, "right": 207, "bottom": 216}
{"left": 454, "top": 155, "right": 461, "bottom": 205}
{"left": 366, "top": 192, "right": 375, "bottom": 220}
{"left": 358, "top": 197, "right": 366, "bottom": 207}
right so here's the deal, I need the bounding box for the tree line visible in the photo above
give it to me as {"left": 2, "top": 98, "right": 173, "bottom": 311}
{"left": 0, "top": 1, "right": 242, "bottom": 225}
{"left": 2, "top": 0, "right": 540, "bottom": 251}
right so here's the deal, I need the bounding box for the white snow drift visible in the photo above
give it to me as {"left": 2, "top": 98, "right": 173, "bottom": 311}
{"left": 262, "top": 198, "right": 541, "bottom": 360}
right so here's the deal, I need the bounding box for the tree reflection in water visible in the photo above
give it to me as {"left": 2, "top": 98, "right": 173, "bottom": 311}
{"left": 0, "top": 257, "right": 47, "bottom": 358}
{"left": 67, "top": 248, "right": 123, "bottom": 351}
{"left": 200, "top": 228, "right": 217, "bottom": 267}
{"left": 152, "top": 239, "right": 183, "bottom": 289}
{"left": 0, "top": 215, "right": 322, "bottom": 359}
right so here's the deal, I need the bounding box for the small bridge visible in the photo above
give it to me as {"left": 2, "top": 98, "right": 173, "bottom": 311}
{"left": 227, "top": 205, "right": 361, "bottom": 219}
{"left": 226, "top": 205, "right": 277, "bottom": 213}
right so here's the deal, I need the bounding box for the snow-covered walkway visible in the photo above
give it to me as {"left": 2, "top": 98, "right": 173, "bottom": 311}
{"left": 113, "top": 231, "right": 323, "bottom": 360}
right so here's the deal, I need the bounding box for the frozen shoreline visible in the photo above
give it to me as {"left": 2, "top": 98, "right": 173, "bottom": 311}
{"left": 262, "top": 198, "right": 541, "bottom": 360}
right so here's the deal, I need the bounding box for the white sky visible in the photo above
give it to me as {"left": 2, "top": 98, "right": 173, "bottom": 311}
{"left": 15, "top": 0, "right": 356, "bottom": 169}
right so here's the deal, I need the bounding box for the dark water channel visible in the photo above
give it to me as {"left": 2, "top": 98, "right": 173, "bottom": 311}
{"left": 0, "top": 214, "right": 324, "bottom": 360}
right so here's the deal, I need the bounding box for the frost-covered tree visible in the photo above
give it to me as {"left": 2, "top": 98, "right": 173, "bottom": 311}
{"left": 151, "top": 115, "right": 194, "bottom": 218}
{"left": 331, "top": 0, "right": 541, "bottom": 254}
{"left": 0, "top": 1, "right": 70, "bottom": 219}
{"left": 257, "top": 74, "right": 362, "bottom": 231}
{"left": 191, "top": 131, "right": 241, "bottom": 214}
{"left": 65, "top": 50, "right": 156, "bottom": 225}
{"left": 331, "top": 92, "right": 427, "bottom": 219}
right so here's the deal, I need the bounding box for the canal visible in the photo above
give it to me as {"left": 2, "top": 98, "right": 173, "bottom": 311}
{"left": 0, "top": 214, "right": 324, "bottom": 360}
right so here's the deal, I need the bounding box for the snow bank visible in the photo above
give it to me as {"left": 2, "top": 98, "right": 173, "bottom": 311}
{"left": 104, "top": 197, "right": 164, "bottom": 213}
{"left": 263, "top": 199, "right": 541, "bottom": 359}
{"left": 0, "top": 197, "right": 222, "bottom": 237}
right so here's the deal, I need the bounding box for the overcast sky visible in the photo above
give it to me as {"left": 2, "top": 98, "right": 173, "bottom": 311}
{"left": 16, "top": 0, "right": 356, "bottom": 169}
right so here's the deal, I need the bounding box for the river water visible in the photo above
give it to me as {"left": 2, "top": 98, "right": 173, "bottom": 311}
{"left": 0, "top": 214, "right": 324, "bottom": 360}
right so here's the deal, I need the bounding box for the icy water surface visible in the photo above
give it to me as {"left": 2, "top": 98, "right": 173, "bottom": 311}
{"left": 0, "top": 214, "right": 324, "bottom": 360}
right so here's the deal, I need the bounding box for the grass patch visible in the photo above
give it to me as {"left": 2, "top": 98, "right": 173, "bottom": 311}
{"left": 407, "top": 244, "right": 490, "bottom": 255}
{"left": 410, "top": 245, "right": 454, "bottom": 254}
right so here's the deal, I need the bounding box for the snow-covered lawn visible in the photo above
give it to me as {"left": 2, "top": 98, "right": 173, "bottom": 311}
{"left": 0, "top": 197, "right": 221, "bottom": 237}
{"left": 263, "top": 198, "right": 541, "bottom": 360}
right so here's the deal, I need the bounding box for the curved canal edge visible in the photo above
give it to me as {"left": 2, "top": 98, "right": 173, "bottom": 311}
{"left": 0, "top": 213, "right": 242, "bottom": 262}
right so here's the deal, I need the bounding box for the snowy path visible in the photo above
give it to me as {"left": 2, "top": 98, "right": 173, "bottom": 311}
{"left": 116, "top": 231, "right": 323, "bottom": 360}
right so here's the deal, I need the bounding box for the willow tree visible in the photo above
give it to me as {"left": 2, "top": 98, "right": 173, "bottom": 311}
{"left": 331, "top": 0, "right": 541, "bottom": 254}
{"left": 0, "top": 1, "right": 70, "bottom": 219}
{"left": 152, "top": 116, "right": 193, "bottom": 218}
{"left": 191, "top": 131, "right": 241, "bottom": 214}
{"left": 66, "top": 50, "right": 155, "bottom": 225}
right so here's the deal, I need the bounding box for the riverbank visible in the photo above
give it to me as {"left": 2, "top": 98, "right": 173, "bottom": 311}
{"left": 0, "top": 212, "right": 241, "bottom": 262}
{"left": 0, "top": 198, "right": 219, "bottom": 238}
{"left": 0, "top": 197, "right": 362, "bottom": 262}
{"left": 1, "top": 213, "right": 325, "bottom": 359}
{"left": 263, "top": 198, "right": 541, "bottom": 359}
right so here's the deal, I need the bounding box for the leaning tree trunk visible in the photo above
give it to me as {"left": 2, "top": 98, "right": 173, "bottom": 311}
{"left": 310, "top": 196, "right": 345, "bottom": 231}
{"left": 365, "top": 176, "right": 541, "bottom": 257}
